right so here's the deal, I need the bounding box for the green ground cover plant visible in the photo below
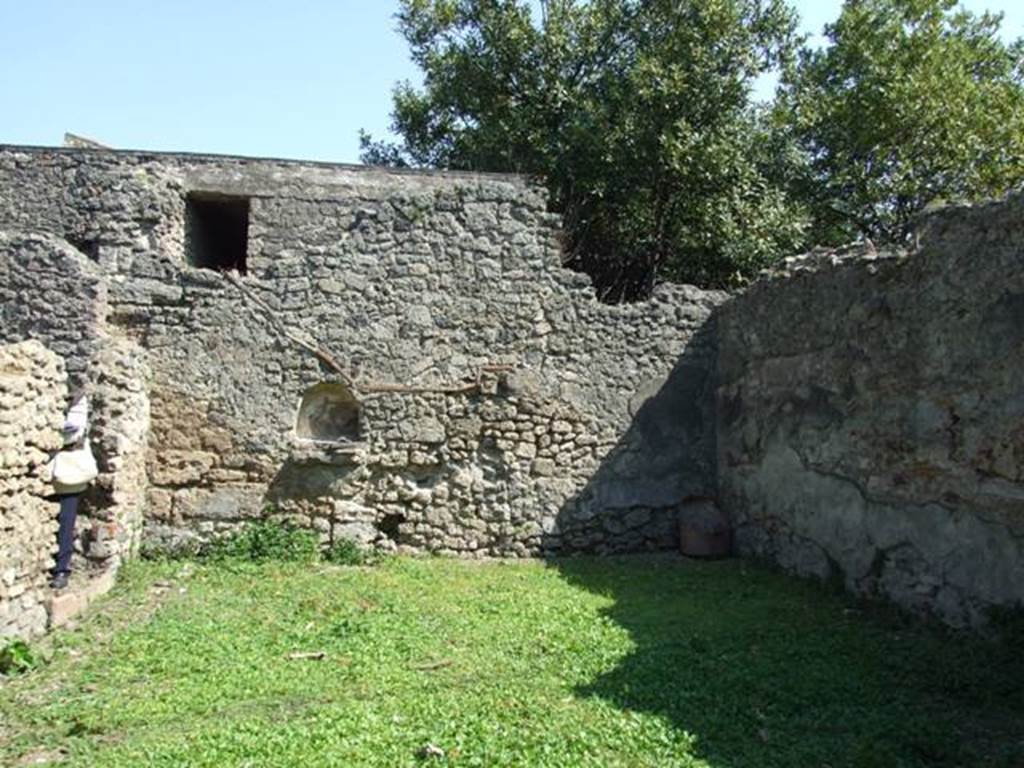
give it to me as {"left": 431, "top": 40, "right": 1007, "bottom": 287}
{"left": 200, "top": 517, "right": 321, "bottom": 564}
{"left": 0, "top": 640, "right": 36, "bottom": 676}
{"left": 1, "top": 556, "right": 1020, "bottom": 767}
{"left": 322, "top": 537, "right": 375, "bottom": 566}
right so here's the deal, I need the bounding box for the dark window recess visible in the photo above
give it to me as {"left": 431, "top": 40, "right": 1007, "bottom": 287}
{"left": 67, "top": 237, "right": 100, "bottom": 261}
{"left": 377, "top": 513, "right": 405, "bottom": 543}
{"left": 185, "top": 193, "right": 250, "bottom": 273}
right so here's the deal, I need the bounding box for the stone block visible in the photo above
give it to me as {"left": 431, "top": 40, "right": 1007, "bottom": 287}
{"left": 47, "top": 570, "right": 116, "bottom": 629}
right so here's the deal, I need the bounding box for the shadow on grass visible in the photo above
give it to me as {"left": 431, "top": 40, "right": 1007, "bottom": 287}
{"left": 532, "top": 306, "right": 1023, "bottom": 766}
{"left": 549, "top": 555, "right": 1024, "bottom": 768}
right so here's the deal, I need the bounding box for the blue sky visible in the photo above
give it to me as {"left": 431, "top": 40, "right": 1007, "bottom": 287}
{"left": 2, "top": 0, "right": 1021, "bottom": 163}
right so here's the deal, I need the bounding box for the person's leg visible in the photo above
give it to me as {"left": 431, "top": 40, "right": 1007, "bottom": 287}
{"left": 52, "top": 493, "right": 80, "bottom": 587}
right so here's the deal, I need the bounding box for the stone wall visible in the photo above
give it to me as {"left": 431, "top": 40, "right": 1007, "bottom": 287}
{"left": 83, "top": 338, "right": 151, "bottom": 569}
{"left": 0, "top": 232, "right": 107, "bottom": 390}
{"left": 0, "top": 231, "right": 151, "bottom": 573}
{"left": 0, "top": 341, "right": 64, "bottom": 639}
{"left": 717, "top": 196, "right": 1024, "bottom": 626}
{"left": 0, "top": 146, "right": 724, "bottom": 558}
{"left": 2, "top": 144, "right": 1022, "bottom": 628}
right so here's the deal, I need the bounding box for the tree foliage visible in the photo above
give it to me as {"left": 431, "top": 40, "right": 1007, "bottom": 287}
{"left": 362, "top": 0, "right": 808, "bottom": 300}
{"left": 778, "top": 0, "right": 1024, "bottom": 246}
{"left": 365, "top": 0, "right": 1024, "bottom": 296}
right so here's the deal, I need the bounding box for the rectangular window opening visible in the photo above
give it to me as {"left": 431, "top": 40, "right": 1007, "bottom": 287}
{"left": 67, "top": 237, "right": 100, "bottom": 261}
{"left": 185, "top": 192, "right": 250, "bottom": 273}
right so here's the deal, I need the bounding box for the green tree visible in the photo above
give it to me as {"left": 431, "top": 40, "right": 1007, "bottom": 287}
{"left": 779, "top": 0, "right": 1024, "bottom": 246}
{"left": 362, "top": 0, "right": 808, "bottom": 300}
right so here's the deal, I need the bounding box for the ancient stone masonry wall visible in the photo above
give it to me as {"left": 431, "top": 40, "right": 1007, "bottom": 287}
{"left": 0, "top": 232, "right": 107, "bottom": 390}
{"left": 0, "top": 341, "right": 64, "bottom": 639}
{"left": 5, "top": 145, "right": 1021, "bottom": 628}
{"left": 0, "top": 146, "right": 725, "bottom": 557}
{"left": 0, "top": 231, "right": 152, "bottom": 573}
{"left": 717, "top": 196, "right": 1024, "bottom": 626}
{"left": 83, "top": 338, "right": 151, "bottom": 569}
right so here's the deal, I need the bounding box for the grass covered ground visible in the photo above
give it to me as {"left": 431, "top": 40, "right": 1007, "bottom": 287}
{"left": 1, "top": 555, "right": 1022, "bottom": 767}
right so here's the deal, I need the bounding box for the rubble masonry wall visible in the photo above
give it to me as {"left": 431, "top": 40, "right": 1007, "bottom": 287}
{"left": 0, "top": 341, "right": 64, "bottom": 639}
{"left": 0, "top": 147, "right": 723, "bottom": 559}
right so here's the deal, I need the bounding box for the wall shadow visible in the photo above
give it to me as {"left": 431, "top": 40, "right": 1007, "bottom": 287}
{"left": 544, "top": 315, "right": 719, "bottom": 554}
{"left": 541, "top": 315, "right": 1024, "bottom": 766}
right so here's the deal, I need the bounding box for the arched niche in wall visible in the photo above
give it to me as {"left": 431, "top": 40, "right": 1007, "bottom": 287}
{"left": 295, "top": 382, "right": 361, "bottom": 442}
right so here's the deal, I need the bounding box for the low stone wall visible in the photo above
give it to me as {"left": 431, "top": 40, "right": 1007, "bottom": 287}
{"left": 717, "top": 197, "right": 1024, "bottom": 626}
{"left": 0, "top": 341, "right": 64, "bottom": 639}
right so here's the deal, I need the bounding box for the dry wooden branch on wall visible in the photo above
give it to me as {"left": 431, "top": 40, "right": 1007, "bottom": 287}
{"left": 359, "top": 364, "right": 515, "bottom": 395}
{"left": 225, "top": 270, "right": 356, "bottom": 389}
{"left": 358, "top": 381, "right": 480, "bottom": 395}
{"left": 226, "top": 271, "right": 515, "bottom": 396}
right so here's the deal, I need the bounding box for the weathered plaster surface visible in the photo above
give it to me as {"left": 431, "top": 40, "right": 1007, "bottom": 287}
{"left": 717, "top": 197, "right": 1024, "bottom": 625}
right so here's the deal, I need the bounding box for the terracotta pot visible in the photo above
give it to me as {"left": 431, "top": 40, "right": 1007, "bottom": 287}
{"left": 679, "top": 523, "right": 733, "bottom": 558}
{"left": 678, "top": 497, "right": 733, "bottom": 558}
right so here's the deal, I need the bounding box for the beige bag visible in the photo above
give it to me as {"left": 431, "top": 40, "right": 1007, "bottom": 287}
{"left": 48, "top": 445, "right": 98, "bottom": 489}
